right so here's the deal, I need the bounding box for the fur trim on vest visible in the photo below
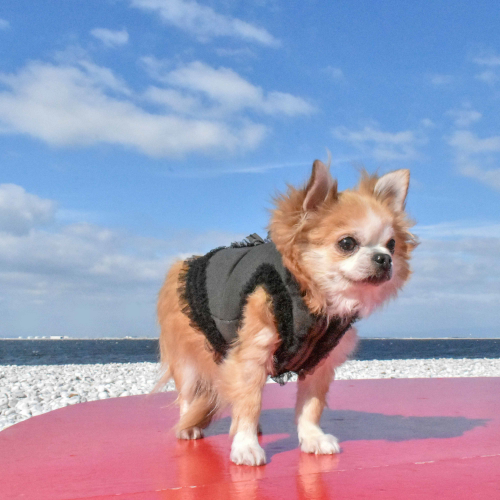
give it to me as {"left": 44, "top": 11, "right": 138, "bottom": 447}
{"left": 178, "top": 236, "right": 356, "bottom": 384}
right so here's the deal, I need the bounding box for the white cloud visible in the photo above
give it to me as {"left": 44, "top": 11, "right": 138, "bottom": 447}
{"left": 446, "top": 107, "right": 482, "bottom": 128}
{"left": 0, "top": 220, "right": 168, "bottom": 338}
{"left": 417, "top": 221, "right": 500, "bottom": 240}
{"left": 459, "top": 165, "right": 500, "bottom": 191}
{"left": 0, "top": 59, "right": 270, "bottom": 156}
{"left": 0, "top": 184, "right": 245, "bottom": 337}
{"left": 143, "top": 86, "right": 200, "bottom": 114}
{"left": 77, "top": 60, "right": 132, "bottom": 95}
{"left": 138, "top": 55, "right": 172, "bottom": 82}
{"left": 411, "top": 240, "right": 500, "bottom": 300}
{"left": 429, "top": 74, "right": 454, "bottom": 86}
{"left": 334, "top": 127, "right": 415, "bottom": 145}
{"left": 147, "top": 60, "right": 316, "bottom": 116}
{"left": 90, "top": 28, "right": 129, "bottom": 47}
{"left": 215, "top": 47, "right": 257, "bottom": 59}
{"left": 0, "top": 203, "right": 168, "bottom": 292}
{"left": 472, "top": 52, "right": 500, "bottom": 85}
{"left": 0, "top": 184, "right": 56, "bottom": 236}
{"left": 167, "top": 61, "right": 270, "bottom": 109}
{"left": 420, "top": 118, "right": 436, "bottom": 128}
{"left": 167, "top": 160, "right": 313, "bottom": 177}
{"left": 448, "top": 130, "right": 500, "bottom": 191}
{"left": 0, "top": 54, "right": 315, "bottom": 157}
{"left": 130, "top": 0, "right": 280, "bottom": 47}
{"left": 0, "top": 218, "right": 239, "bottom": 291}
{"left": 449, "top": 130, "right": 500, "bottom": 154}
{"left": 0, "top": 18, "right": 9, "bottom": 30}
{"left": 323, "top": 66, "right": 345, "bottom": 82}
{"left": 332, "top": 124, "right": 420, "bottom": 161}
{"left": 1, "top": 185, "right": 498, "bottom": 338}
{"left": 472, "top": 53, "right": 500, "bottom": 67}
{"left": 475, "top": 70, "right": 498, "bottom": 85}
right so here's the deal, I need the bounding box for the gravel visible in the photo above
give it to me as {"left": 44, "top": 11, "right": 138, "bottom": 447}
{"left": 1, "top": 358, "right": 500, "bottom": 432}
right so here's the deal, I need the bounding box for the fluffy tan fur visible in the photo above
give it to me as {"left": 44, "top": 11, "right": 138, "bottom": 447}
{"left": 156, "top": 160, "right": 416, "bottom": 466}
{"left": 270, "top": 169, "right": 416, "bottom": 315}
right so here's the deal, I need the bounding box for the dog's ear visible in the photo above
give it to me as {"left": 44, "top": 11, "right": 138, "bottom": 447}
{"left": 303, "top": 160, "right": 337, "bottom": 211}
{"left": 374, "top": 169, "right": 410, "bottom": 212}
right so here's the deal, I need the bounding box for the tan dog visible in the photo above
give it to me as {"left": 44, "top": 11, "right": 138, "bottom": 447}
{"left": 156, "top": 160, "right": 416, "bottom": 466}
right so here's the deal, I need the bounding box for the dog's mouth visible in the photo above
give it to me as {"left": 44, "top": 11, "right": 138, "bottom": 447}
{"left": 361, "top": 271, "right": 392, "bottom": 286}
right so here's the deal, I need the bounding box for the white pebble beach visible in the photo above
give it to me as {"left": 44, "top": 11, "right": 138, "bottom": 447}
{"left": 1, "top": 358, "right": 500, "bottom": 432}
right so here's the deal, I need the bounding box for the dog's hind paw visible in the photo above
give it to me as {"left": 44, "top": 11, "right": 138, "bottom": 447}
{"left": 177, "top": 426, "right": 203, "bottom": 440}
{"left": 299, "top": 432, "right": 340, "bottom": 455}
{"left": 230, "top": 432, "right": 266, "bottom": 466}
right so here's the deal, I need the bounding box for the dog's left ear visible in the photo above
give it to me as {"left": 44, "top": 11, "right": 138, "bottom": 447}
{"left": 374, "top": 169, "right": 410, "bottom": 212}
{"left": 303, "top": 160, "right": 337, "bottom": 211}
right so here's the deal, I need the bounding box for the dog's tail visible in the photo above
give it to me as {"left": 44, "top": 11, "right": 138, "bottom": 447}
{"left": 151, "top": 365, "right": 172, "bottom": 394}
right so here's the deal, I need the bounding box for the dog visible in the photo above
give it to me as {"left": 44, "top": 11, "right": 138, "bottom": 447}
{"left": 156, "top": 159, "right": 416, "bottom": 466}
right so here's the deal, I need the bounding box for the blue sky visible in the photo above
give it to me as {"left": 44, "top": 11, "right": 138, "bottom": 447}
{"left": 0, "top": 0, "right": 499, "bottom": 338}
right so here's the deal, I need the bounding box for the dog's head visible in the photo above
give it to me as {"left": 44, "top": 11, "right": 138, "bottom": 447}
{"left": 269, "top": 160, "right": 417, "bottom": 318}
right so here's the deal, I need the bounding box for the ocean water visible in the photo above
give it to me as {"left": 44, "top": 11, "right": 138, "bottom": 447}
{"left": 1, "top": 339, "right": 500, "bottom": 366}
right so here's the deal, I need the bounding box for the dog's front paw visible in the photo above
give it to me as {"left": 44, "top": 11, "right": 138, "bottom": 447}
{"left": 231, "top": 432, "right": 266, "bottom": 466}
{"left": 176, "top": 426, "right": 203, "bottom": 440}
{"left": 299, "top": 432, "right": 340, "bottom": 455}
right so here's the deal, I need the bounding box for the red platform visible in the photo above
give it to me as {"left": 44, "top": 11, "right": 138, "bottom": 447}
{"left": 1, "top": 378, "right": 499, "bottom": 499}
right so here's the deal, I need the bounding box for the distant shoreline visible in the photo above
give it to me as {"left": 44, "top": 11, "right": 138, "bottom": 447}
{"left": 1, "top": 338, "right": 500, "bottom": 366}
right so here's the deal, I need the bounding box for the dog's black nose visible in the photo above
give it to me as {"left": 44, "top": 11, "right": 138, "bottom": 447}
{"left": 372, "top": 253, "right": 392, "bottom": 271}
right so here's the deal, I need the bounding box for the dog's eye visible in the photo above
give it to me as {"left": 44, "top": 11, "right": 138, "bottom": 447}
{"left": 387, "top": 238, "right": 396, "bottom": 254}
{"left": 338, "top": 237, "right": 358, "bottom": 253}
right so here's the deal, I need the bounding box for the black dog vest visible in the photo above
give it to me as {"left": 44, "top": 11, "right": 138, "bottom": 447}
{"left": 178, "top": 235, "right": 356, "bottom": 382}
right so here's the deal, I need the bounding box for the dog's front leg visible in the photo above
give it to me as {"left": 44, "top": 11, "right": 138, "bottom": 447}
{"left": 295, "top": 351, "right": 340, "bottom": 454}
{"left": 219, "top": 288, "right": 279, "bottom": 466}
{"left": 295, "top": 327, "right": 358, "bottom": 454}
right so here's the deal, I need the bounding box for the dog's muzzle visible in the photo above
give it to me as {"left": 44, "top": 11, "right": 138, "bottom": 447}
{"left": 364, "top": 253, "right": 392, "bottom": 284}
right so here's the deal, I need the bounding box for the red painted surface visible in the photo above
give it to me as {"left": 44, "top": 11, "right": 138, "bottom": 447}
{"left": 1, "top": 378, "right": 499, "bottom": 499}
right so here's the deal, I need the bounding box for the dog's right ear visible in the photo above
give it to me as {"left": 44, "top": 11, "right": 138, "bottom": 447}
{"left": 303, "top": 160, "right": 337, "bottom": 211}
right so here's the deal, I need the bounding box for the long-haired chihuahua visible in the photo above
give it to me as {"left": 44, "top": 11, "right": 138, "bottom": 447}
{"left": 156, "top": 160, "right": 416, "bottom": 466}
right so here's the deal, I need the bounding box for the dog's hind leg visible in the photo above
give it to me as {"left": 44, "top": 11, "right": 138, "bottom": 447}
{"left": 295, "top": 327, "right": 358, "bottom": 454}
{"left": 177, "top": 391, "right": 217, "bottom": 440}
{"left": 157, "top": 259, "right": 221, "bottom": 440}
{"left": 175, "top": 363, "right": 217, "bottom": 440}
